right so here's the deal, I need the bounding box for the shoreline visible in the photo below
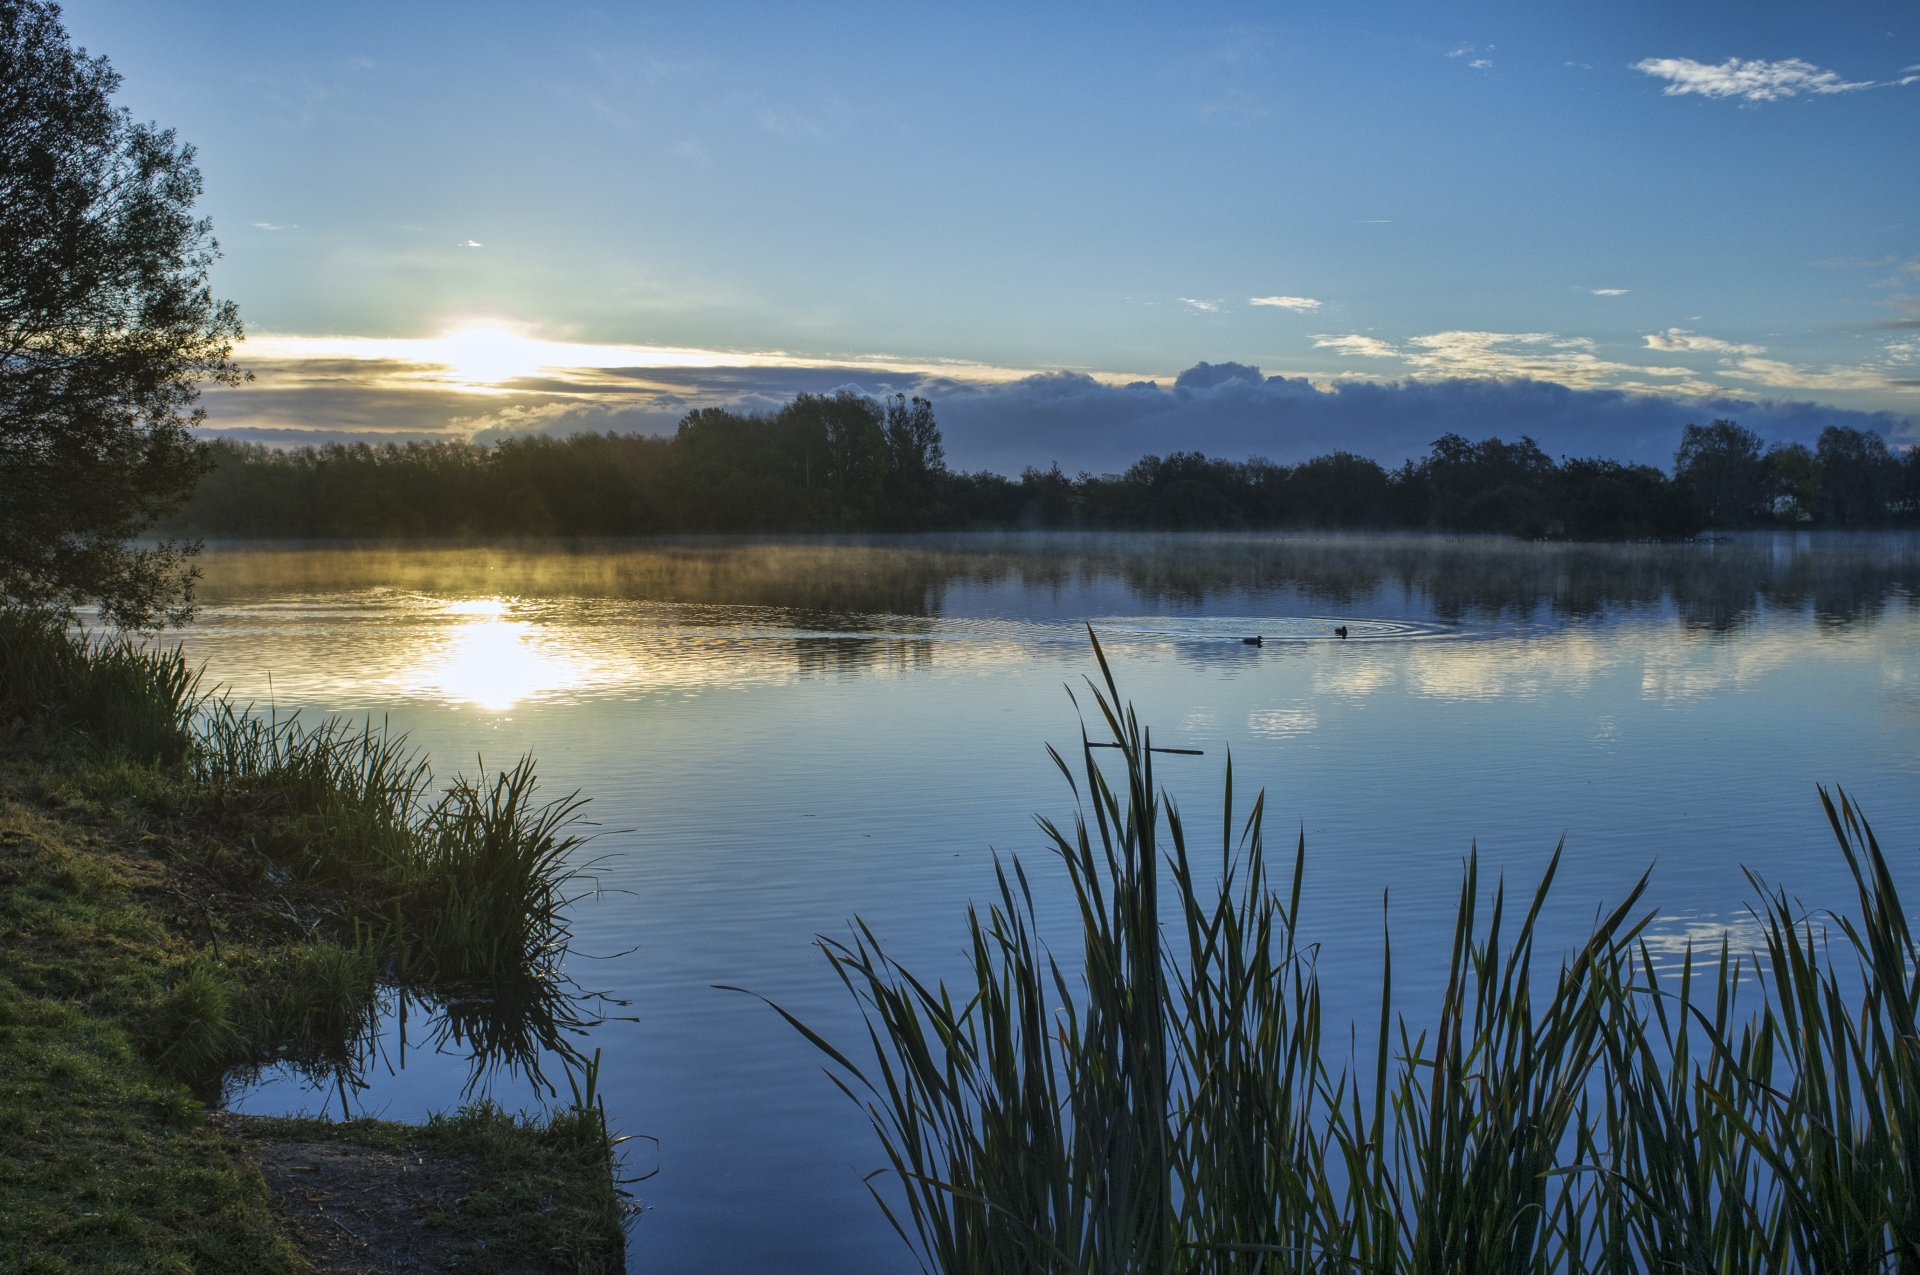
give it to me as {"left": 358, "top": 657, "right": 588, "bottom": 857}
{"left": 0, "top": 617, "right": 629, "bottom": 1272}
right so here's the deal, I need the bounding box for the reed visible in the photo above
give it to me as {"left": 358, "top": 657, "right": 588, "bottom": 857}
{"left": 778, "top": 631, "right": 1920, "bottom": 1273}
{"left": 413, "top": 756, "right": 590, "bottom": 982}
{"left": 0, "top": 608, "right": 200, "bottom": 760}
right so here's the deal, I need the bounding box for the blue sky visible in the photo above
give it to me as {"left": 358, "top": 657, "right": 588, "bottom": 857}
{"left": 59, "top": 0, "right": 1920, "bottom": 469}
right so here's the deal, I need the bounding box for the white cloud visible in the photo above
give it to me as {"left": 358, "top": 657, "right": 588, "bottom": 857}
{"left": 1312, "top": 333, "right": 1398, "bottom": 358}
{"left": 1633, "top": 56, "right": 1879, "bottom": 102}
{"left": 1591, "top": 288, "right": 1630, "bottom": 297}
{"left": 1723, "top": 357, "right": 1900, "bottom": 392}
{"left": 1886, "top": 340, "right": 1920, "bottom": 363}
{"left": 1179, "top": 297, "right": 1221, "bottom": 313}
{"left": 1359, "top": 218, "right": 1392, "bottom": 225}
{"left": 457, "top": 239, "right": 483, "bottom": 248}
{"left": 1401, "top": 331, "right": 1667, "bottom": 387}
{"left": 252, "top": 222, "right": 296, "bottom": 231}
{"left": 1249, "top": 295, "right": 1322, "bottom": 311}
{"left": 1643, "top": 327, "right": 1765, "bottom": 355}
{"left": 1446, "top": 43, "right": 1492, "bottom": 69}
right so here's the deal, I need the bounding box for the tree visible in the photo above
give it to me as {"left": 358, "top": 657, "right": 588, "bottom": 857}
{"left": 882, "top": 393, "right": 944, "bottom": 482}
{"left": 1, "top": 0, "right": 243, "bottom": 627}
{"left": 1673, "top": 420, "right": 1766, "bottom": 528}
{"left": 1815, "top": 425, "right": 1899, "bottom": 526}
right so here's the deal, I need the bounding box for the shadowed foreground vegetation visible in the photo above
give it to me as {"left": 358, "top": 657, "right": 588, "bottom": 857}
{"left": 761, "top": 634, "right": 1920, "bottom": 1273}
{"left": 0, "top": 610, "right": 630, "bottom": 1272}
{"left": 169, "top": 397, "right": 1920, "bottom": 542}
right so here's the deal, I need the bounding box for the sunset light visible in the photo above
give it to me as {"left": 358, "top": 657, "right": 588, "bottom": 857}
{"left": 423, "top": 324, "right": 555, "bottom": 388}
{"left": 412, "top": 598, "right": 587, "bottom": 710}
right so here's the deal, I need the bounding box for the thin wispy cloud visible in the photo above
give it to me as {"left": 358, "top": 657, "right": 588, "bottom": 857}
{"left": 457, "top": 239, "right": 483, "bottom": 248}
{"left": 1312, "top": 333, "right": 1397, "bottom": 359}
{"left": 1401, "top": 331, "right": 1694, "bottom": 390}
{"left": 1590, "top": 288, "right": 1630, "bottom": 297}
{"left": 1643, "top": 328, "right": 1765, "bottom": 355}
{"left": 1179, "top": 297, "right": 1222, "bottom": 313}
{"left": 1724, "top": 357, "right": 1906, "bottom": 393}
{"left": 1249, "top": 295, "right": 1322, "bottom": 311}
{"left": 1632, "top": 56, "right": 1901, "bottom": 103}
{"left": 1447, "top": 43, "right": 1493, "bottom": 69}
{"left": 251, "top": 222, "right": 296, "bottom": 231}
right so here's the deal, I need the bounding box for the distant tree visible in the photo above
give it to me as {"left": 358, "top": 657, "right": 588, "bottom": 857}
{"left": 782, "top": 392, "right": 886, "bottom": 525}
{"left": 1, "top": 0, "right": 244, "bottom": 626}
{"left": 1765, "top": 442, "right": 1821, "bottom": 523}
{"left": 1556, "top": 457, "right": 1693, "bottom": 540}
{"left": 1284, "top": 452, "right": 1390, "bottom": 527}
{"left": 1674, "top": 420, "right": 1767, "bottom": 528}
{"left": 882, "top": 393, "right": 944, "bottom": 481}
{"left": 1414, "top": 433, "right": 1554, "bottom": 533}
{"left": 1815, "top": 425, "right": 1899, "bottom": 526}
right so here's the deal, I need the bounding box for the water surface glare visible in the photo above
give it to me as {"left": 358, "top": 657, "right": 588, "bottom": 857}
{"left": 189, "top": 532, "right": 1920, "bottom": 1273}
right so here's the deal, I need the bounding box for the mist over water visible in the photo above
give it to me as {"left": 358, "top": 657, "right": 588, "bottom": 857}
{"left": 188, "top": 531, "right": 1920, "bottom": 1273}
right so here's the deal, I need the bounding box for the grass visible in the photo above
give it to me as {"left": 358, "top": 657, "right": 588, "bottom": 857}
{"left": 0, "top": 609, "right": 628, "bottom": 1271}
{"left": 774, "top": 630, "right": 1920, "bottom": 1273}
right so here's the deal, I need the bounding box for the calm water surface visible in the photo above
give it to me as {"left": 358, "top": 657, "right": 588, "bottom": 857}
{"left": 185, "top": 532, "right": 1920, "bottom": 1274}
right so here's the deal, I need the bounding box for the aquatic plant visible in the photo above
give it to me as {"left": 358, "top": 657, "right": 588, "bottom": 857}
{"left": 0, "top": 607, "right": 200, "bottom": 760}
{"left": 774, "top": 632, "right": 1920, "bottom": 1273}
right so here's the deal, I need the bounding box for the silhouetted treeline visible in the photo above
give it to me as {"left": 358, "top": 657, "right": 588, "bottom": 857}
{"left": 166, "top": 395, "right": 1920, "bottom": 540}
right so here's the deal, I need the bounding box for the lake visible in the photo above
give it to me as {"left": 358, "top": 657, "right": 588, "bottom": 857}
{"left": 185, "top": 531, "right": 1920, "bottom": 1274}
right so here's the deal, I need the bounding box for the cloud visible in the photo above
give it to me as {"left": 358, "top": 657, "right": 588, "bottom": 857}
{"left": 1590, "top": 288, "right": 1630, "bottom": 297}
{"left": 1447, "top": 43, "right": 1492, "bottom": 69}
{"left": 918, "top": 367, "right": 1913, "bottom": 475}
{"left": 1179, "top": 297, "right": 1222, "bottom": 313}
{"left": 1643, "top": 328, "right": 1766, "bottom": 356}
{"left": 457, "top": 239, "right": 483, "bottom": 248}
{"left": 1469, "top": 59, "right": 1493, "bottom": 71}
{"left": 1312, "top": 333, "right": 1398, "bottom": 359}
{"left": 251, "top": 222, "right": 297, "bottom": 232}
{"left": 1633, "top": 56, "right": 1883, "bottom": 102}
{"left": 197, "top": 336, "right": 1918, "bottom": 481}
{"left": 1722, "top": 357, "right": 1904, "bottom": 393}
{"left": 1390, "top": 331, "right": 1695, "bottom": 389}
{"left": 1249, "top": 295, "right": 1323, "bottom": 311}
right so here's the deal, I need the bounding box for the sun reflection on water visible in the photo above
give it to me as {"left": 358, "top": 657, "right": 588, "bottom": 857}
{"left": 410, "top": 598, "right": 588, "bottom": 711}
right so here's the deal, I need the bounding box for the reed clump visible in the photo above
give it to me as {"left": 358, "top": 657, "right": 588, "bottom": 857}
{"left": 3, "top": 609, "right": 595, "bottom": 1056}
{"left": 781, "top": 632, "right": 1920, "bottom": 1273}
{"left": 0, "top": 611, "right": 629, "bottom": 1269}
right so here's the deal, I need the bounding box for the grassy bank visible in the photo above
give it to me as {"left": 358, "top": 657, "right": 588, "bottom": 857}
{"left": 0, "top": 610, "right": 629, "bottom": 1272}
{"left": 777, "top": 633, "right": 1920, "bottom": 1273}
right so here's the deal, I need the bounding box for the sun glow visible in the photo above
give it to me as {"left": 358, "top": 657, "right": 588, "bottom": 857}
{"left": 412, "top": 598, "right": 587, "bottom": 710}
{"left": 421, "top": 324, "right": 556, "bottom": 387}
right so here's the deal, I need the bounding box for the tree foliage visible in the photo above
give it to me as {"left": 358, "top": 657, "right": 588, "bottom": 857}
{"left": 0, "top": 0, "right": 242, "bottom": 626}
{"left": 163, "top": 400, "right": 1918, "bottom": 543}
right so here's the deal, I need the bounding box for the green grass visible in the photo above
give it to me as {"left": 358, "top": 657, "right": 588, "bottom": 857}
{"left": 774, "top": 631, "right": 1920, "bottom": 1273}
{"left": 0, "top": 611, "right": 628, "bottom": 1271}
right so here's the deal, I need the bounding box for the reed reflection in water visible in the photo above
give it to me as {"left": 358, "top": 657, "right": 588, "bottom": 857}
{"left": 193, "top": 531, "right": 1920, "bottom": 1274}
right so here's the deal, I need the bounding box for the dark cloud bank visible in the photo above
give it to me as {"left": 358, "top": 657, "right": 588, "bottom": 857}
{"left": 209, "top": 359, "right": 1916, "bottom": 475}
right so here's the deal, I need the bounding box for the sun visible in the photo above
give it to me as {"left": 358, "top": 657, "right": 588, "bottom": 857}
{"left": 423, "top": 323, "right": 553, "bottom": 387}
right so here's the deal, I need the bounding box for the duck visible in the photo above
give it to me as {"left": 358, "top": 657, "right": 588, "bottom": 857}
{"left": 1334, "top": 625, "right": 1348, "bottom": 639}
{"left": 1241, "top": 635, "right": 1263, "bottom": 646}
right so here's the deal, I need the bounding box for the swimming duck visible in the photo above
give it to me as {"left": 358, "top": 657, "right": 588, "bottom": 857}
{"left": 1241, "top": 635, "right": 1263, "bottom": 646}
{"left": 1334, "top": 625, "right": 1348, "bottom": 639}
